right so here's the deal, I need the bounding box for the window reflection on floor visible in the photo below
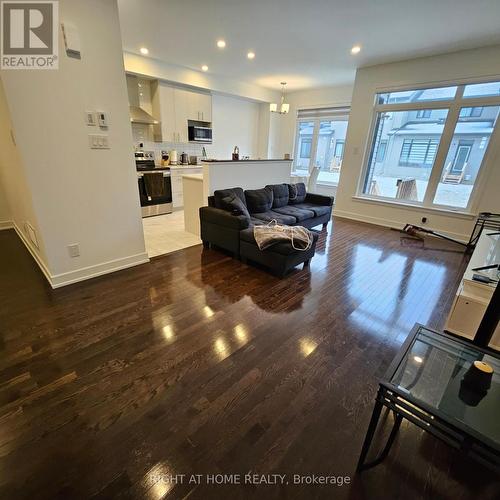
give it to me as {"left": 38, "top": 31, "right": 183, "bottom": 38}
{"left": 348, "top": 244, "right": 445, "bottom": 338}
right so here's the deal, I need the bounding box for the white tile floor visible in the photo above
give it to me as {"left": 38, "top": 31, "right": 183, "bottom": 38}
{"left": 142, "top": 210, "right": 201, "bottom": 258}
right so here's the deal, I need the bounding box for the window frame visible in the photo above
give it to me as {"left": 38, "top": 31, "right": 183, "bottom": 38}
{"left": 357, "top": 80, "right": 500, "bottom": 213}
{"left": 299, "top": 137, "right": 312, "bottom": 159}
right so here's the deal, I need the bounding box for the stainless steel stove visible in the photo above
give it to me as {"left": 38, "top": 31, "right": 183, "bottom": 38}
{"left": 135, "top": 151, "right": 173, "bottom": 217}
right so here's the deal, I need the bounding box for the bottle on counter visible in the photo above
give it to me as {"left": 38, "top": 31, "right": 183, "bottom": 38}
{"left": 232, "top": 146, "right": 240, "bottom": 161}
{"left": 161, "top": 150, "right": 169, "bottom": 166}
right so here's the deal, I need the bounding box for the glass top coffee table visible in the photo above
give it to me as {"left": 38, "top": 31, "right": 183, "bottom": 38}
{"left": 357, "top": 324, "right": 500, "bottom": 472}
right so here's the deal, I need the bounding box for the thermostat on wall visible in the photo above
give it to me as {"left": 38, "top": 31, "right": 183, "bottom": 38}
{"left": 97, "top": 112, "right": 109, "bottom": 128}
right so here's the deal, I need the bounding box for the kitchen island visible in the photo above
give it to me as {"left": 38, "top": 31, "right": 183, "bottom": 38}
{"left": 183, "top": 159, "right": 293, "bottom": 236}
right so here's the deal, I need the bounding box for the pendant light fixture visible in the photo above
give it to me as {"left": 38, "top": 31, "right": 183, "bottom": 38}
{"left": 270, "top": 82, "right": 290, "bottom": 114}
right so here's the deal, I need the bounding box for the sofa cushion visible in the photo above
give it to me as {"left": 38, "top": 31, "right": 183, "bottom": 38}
{"left": 214, "top": 187, "right": 246, "bottom": 209}
{"left": 251, "top": 211, "right": 296, "bottom": 225}
{"left": 288, "top": 183, "right": 307, "bottom": 204}
{"left": 272, "top": 205, "right": 315, "bottom": 222}
{"left": 245, "top": 187, "right": 274, "bottom": 214}
{"left": 294, "top": 203, "right": 331, "bottom": 217}
{"left": 240, "top": 227, "right": 318, "bottom": 255}
{"left": 221, "top": 194, "right": 250, "bottom": 219}
{"left": 266, "top": 184, "right": 289, "bottom": 208}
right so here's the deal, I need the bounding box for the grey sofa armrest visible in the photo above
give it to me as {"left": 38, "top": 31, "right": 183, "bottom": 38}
{"left": 305, "top": 193, "right": 334, "bottom": 206}
{"left": 199, "top": 206, "right": 250, "bottom": 230}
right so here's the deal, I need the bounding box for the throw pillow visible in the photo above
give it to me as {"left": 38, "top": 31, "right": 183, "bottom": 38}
{"left": 221, "top": 194, "right": 251, "bottom": 219}
{"left": 244, "top": 187, "right": 274, "bottom": 214}
{"left": 288, "top": 183, "right": 307, "bottom": 204}
{"left": 214, "top": 187, "right": 246, "bottom": 209}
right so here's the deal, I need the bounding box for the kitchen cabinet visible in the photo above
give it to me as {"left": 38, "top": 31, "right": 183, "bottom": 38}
{"left": 190, "top": 92, "right": 212, "bottom": 122}
{"left": 151, "top": 81, "right": 212, "bottom": 143}
{"left": 151, "top": 81, "right": 176, "bottom": 142}
{"left": 173, "top": 88, "right": 191, "bottom": 143}
{"left": 170, "top": 167, "right": 203, "bottom": 208}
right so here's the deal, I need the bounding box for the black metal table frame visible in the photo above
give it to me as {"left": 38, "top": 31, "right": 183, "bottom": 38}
{"left": 357, "top": 324, "right": 500, "bottom": 472}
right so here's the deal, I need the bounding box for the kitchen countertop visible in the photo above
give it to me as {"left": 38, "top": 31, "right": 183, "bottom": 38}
{"left": 168, "top": 165, "right": 203, "bottom": 170}
{"left": 202, "top": 159, "right": 292, "bottom": 163}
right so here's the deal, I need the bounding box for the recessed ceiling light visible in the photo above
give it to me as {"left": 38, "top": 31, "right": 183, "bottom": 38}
{"left": 247, "top": 51, "right": 255, "bottom": 60}
{"left": 351, "top": 45, "right": 361, "bottom": 55}
{"left": 414, "top": 355, "right": 424, "bottom": 363}
{"left": 140, "top": 47, "right": 149, "bottom": 55}
{"left": 201, "top": 65, "right": 208, "bottom": 72}
{"left": 217, "top": 40, "right": 226, "bottom": 49}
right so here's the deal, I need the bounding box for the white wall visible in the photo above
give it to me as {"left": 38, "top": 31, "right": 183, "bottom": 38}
{"left": 0, "top": 0, "right": 147, "bottom": 287}
{"left": 335, "top": 45, "right": 500, "bottom": 240}
{"left": 0, "top": 79, "right": 50, "bottom": 273}
{"left": 0, "top": 177, "right": 11, "bottom": 227}
{"left": 207, "top": 94, "right": 261, "bottom": 160}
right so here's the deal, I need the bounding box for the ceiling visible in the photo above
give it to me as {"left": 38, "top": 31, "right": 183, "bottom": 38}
{"left": 117, "top": 0, "right": 500, "bottom": 92}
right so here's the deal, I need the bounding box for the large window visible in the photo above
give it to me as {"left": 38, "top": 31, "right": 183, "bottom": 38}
{"left": 360, "top": 81, "right": 500, "bottom": 211}
{"left": 293, "top": 107, "right": 350, "bottom": 185}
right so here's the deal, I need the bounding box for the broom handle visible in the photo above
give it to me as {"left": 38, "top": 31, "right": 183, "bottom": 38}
{"left": 410, "top": 225, "right": 468, "bottom": 247}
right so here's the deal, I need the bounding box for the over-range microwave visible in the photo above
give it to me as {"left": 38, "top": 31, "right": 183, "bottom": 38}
{"left": 188, "top": 125, "right": 212, "bottom": 143}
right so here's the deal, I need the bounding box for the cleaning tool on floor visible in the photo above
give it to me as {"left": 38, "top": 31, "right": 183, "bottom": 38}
{"left": 401, "top": 224, "right": 468, "bottom": 248}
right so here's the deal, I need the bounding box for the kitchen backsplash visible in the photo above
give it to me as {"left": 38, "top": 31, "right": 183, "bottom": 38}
{"left": 132, "top": 123, "right": 205, "bottom": 164}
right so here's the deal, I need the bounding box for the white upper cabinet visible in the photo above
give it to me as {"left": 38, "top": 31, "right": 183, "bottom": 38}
{"left": 173, "top": 88, "right": 192, "bottom": 143}
{"left": 190, "top": 92, "right": 212, "bottom": 122}
{"left": 151, "top": 81, "right": 176, "bottom": 142}
{"left": 151, "top": 79, "right": 212, "bottom": 143}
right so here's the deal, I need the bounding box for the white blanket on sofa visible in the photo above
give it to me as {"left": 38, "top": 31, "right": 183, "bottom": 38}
{"left": 253, "top": 220, "right": 313, "bottom": 251}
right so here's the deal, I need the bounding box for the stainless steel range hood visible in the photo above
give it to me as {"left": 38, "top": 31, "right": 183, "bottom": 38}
{"left": 126, "top": 75, "right": 156, "bottom": 125}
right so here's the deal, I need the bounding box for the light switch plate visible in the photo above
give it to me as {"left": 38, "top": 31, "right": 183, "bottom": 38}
{"left": 68, "top": 243, "right": 80, "bottom": 257}
{"left": 88, "top": 134, "right": 110, "bottom": 149}
{"left": 85, "top": 111, "right": 96, "bottom": 126}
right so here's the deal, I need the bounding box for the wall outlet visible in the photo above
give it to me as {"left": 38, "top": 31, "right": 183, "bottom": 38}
{"left": 85, "top": 111, "right": 96, "bottom": 126}
{"left": 88, "top": 134, "right": 110, "bottom": 149}
{"left": 67, "top": 244, "right": 80, "bottom": 258}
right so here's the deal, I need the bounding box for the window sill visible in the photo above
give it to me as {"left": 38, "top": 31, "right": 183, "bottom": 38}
{"left": 351, "top": 195, "right": 476, "bottom": 219}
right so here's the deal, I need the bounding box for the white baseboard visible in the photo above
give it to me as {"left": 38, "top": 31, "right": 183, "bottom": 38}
{"left": 0, "top": 220, "right": 13, "bottom": 230}
{"left": 333, "top": 209, "right": 469, "bottom": 243}
{"left": 50, "top": 252, "right": 150, "bottom": 288}
{"left": 13, "top": 222, "right": 53, "bottom": 285}
{"left": 12, "top": 221, "right": 150, "bottom": 288}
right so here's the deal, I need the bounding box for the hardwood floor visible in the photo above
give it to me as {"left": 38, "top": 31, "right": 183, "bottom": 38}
{"left": 0, "top": 218, "right": 498, "bottom": 499}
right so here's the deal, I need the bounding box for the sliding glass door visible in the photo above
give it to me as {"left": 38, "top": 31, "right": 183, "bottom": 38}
{"left": 293, "top": 107, "right": 350, "bottom": 185}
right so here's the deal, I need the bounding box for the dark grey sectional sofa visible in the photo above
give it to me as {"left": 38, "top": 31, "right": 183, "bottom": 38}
{"left": 199, "top": 183, "right": 333, "bottom": 275}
